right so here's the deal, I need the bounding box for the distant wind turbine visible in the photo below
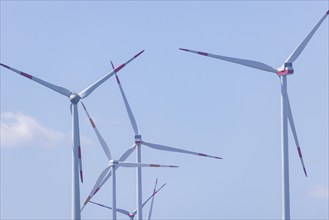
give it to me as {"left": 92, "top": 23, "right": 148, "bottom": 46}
{"left": 89, "top": 178, "right": 166, "bottom": 220}
{"left": 180, "top": 10, "right": 329, "bottom": 220}
{"left": 110, "top": 61, "right": 223, "bottom": 220}
{"left": 80, "top": 102, "right": 177, "bottom": 220}
{"left": 0, "top": 50, "right": 144, "bottom": 220}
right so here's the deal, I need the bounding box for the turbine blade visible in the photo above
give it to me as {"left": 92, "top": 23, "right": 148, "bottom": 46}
{"left": 70, "top": 104, "right": 73, "bottom": 115}
{"left": 81, "top": 165, "right": 111, "bottom": 211}
{"left": 285, "top": 11, "right": 329, "bottom": 63}
{"left": 147, "top": 178, "right": 158, "bottom": 220}
{"left": 0, "top": 63, "right": 72, "bottom": 97}
{"left": 142, "top": 141, "right": 222, "bottom": 159}
{"left": 89, "top": 201, "right": 131, "bottom": 216}
{"left": 110, "top": 61, "right": 115, "bottom": 70}
{"left": 89, "top": 201, "right": 113, "bottom": 210}
{"left": 117, "top": 75, "right": 139, "bottom": 135}
{"left": 81, "top": 102, "right": 112, "bottom": 160}
{"left": 143, "top": 182, "right": 166, "bottom": 208}
{"left": 78, "top": 50, "right": 144, "bottom": 99}
{"left": 111, "top": 61, "right": 139, "bottom": 135}
{"left": 98, "top": 168, "right": 113, "bottom": 197}
{"left": 116, "top": 161, "right": 178, "bottom": 168}
{"left": 72, "top": 104, "right": 83, "bottom": 183}
{"left": 116, "top": 208, "right": 132, "bottom": 217}
{"left": 283, "top": 90, "right": 308, "bottom": 177}
{"left": 132, "top": 182, "right": 166, "bottom": 216}
{"left": 179, "top": 48, "right": 277, "bottom": 73}
{"left": 118, "top": 144, "right": 136, "bottom": 162}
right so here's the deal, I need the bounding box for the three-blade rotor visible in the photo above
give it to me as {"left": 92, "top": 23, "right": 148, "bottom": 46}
{"left": 111, "top": 62, "right": 223, "bottom": 160}
{"left": 80, "top": 103, "right": 176, "bottom": 211}
{"left": 180, "top": 10, "right": 329, "bottom": 78}
{"left": 179, "top": 11, "right": 329, "bottom": 176}
{"left": 0, "top": 50, "right": 144, "bottom": 184}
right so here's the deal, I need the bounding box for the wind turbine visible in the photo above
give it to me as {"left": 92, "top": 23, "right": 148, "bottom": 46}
{"left": 0, "top": 50, "right": 144, "bottom": 220}
{"left": 110, "top": 61, "right": 222, "bottom": 220}
{"left": 80, "top": 102, "right": 177, "bottom": 220}
{"left": 89, "top": 178, "right": 166, "bottom": 220}
{"left": 179, "top": 10, "right": 329, "bottom": 220}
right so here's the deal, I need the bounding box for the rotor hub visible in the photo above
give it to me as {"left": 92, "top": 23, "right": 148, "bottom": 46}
{"left": 109, "top": 160, "right": 118, "bottom": 165}
{"left": 70, "top": 93, "right": 81, "bottom": 104}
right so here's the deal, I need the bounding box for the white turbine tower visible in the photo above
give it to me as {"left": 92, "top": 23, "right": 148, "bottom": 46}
{"left": 80, "top": 102, "right": 177, "bottom": 220}
{"left": 110, "top": 61, "right": 222, "bottom": 220}
{"left": 179, "top": 10, "right": 329, "bottom": 220}
{"left": 89, "top": 178, "right": 166, "bottom": 220}
{"left": 0, "top": 50, "right": 144, "bottom": 220}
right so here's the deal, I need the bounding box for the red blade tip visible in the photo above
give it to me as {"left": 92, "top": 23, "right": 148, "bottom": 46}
{"left": 114, "top": 64, "right": 125, "bottom": 73}
{"left": 0, "top": 63, "right": 10, "bottom": 68}
{"left": 81, "top": 102, "right": 87, "bottom": 110}
{"left": 80, "top": 170, "right": 84, "bottom": 183}
{"left": 150, "top": 164, "right": 160, "bottom": 167}
{"left": 84, "top": 196, "right": 91, "bottom": 205}
{"left": 134, "top": 50, "right": 145, "bottom": 58}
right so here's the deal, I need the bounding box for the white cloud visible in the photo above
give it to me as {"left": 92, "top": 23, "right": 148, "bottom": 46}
{"left": 1, "top": 112, "right": 66, "bottom": 148}
{"left": 308, "top": 184, "right": 329, "bottom": 200}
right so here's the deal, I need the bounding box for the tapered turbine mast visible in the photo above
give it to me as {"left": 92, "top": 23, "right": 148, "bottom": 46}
{"left": 180, "top": 10, "right": 328, "bottom": 220}
{"left": 80, "top": 102, "right": 177, "bottom": 220}
{"left": 0, "top": 50, "right": 144, "bottom": 220}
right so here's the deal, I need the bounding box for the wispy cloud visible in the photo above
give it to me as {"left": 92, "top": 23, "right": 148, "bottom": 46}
{"left": 0, "top": 112, "right": 66, "bottom": 148}
{"left": 308, "top": 184, "right": 329, "bottom": 200}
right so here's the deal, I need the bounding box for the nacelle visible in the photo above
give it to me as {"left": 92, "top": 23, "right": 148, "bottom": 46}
{"left": 278, "top": 63, "right": 294, "bottom": 76}
{"left": 135, "top": 135, "right": 142, "bottom": 144}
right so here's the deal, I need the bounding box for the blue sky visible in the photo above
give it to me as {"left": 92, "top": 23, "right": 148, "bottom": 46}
{"left": 1, "top": 1, "right": 328, "bottom": 220}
